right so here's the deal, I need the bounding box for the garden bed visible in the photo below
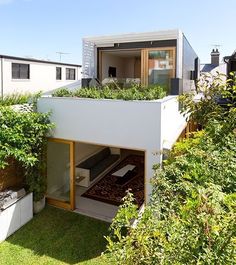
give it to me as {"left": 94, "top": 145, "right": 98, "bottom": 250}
{"left": 52, "top": 85, "right": 167, "bottom": 101}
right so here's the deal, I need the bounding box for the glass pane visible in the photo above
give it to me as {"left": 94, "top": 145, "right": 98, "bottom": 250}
{"left": 20, "top": 64, "right": 29, "bottom": 79}
{"left": 66, "top": 68, "right": 70, "bottom": 79}
{"left": 47, "top": 141, "right": 70, "bottom": 203}
{"left": 148, "top": 50, "right": 174, "bottom": 88}
{"left": 56, "top": 67, "right": 61, "bottom": 80}
{"left": 12, "top": 63, "right": 20, "bottom": 79}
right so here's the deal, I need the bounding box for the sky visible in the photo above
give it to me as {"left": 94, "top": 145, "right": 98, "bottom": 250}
{"left": 0, "top": 0, "right": 235, "bottom": 65}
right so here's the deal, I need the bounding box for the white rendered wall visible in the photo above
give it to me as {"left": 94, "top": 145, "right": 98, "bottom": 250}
{"left": 0, "top": 193, "right": 33, "bottom": 243}
{"left": 161, "top": 96, "right": 186, "bottom": 149}
{"left": 38, "top": 96, "right": 186, "bottom": 200}
{"left": 0, "top": 58, "right": 81, "bottom": 96}
{"left": 176, "top": 31, "right": 183, "bottom": 79}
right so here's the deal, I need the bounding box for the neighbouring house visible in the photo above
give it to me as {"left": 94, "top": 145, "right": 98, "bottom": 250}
{"left": 200, "top": 49, "right": 226, "bottom": 75}
{"left": 223, "top": 50, "right": 236, "bottom": 78}
{"left": 37, "top": 29, "right": 199, "bottom": 222}
{"left": 0, "top": 54, "right": 82, "bottom": 97}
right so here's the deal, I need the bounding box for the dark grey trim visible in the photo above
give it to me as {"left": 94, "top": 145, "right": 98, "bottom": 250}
{"left": 98, "top": 39, "right": 177, "bottom": 50}
{"left": 0, "top": 54, "right": 81, "bottom": 67}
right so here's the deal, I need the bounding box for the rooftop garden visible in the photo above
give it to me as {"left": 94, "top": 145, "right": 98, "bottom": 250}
{"left": 52, "top": 84, "right": 167, "bottom": 101}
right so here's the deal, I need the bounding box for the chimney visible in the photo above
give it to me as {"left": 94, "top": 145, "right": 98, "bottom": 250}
{"left": 211, "top": 48, "right": 220, "bottom": 66}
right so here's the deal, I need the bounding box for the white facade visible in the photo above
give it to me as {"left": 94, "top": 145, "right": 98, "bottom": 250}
{"left": 37, "top": 96, "right": 186, "bottom": 201}
{"left": 0, "top": 55, "right": 82, "bottom": 96}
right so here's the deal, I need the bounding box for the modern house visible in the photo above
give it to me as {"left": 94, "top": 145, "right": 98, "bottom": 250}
{"left": 37, "top": 29, "right": 199, "bottom": 222}
{"left": 200, "top": 49, "right": 226, "bottom": 75}
{"left": 82, "top": 29, "right": 199, "bottom": 94}
{"left": 0, "top": 54, "right": 82, "bottom": 97}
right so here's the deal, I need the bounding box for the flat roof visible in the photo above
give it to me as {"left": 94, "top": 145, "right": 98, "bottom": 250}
{"left": 0, "top": 54, "right": 81, "bottom": 67}
{"left": 83, "top": 29, "right": 182, "bottom": 46}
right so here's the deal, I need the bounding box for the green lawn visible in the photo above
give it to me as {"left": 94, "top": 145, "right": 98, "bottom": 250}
{"left": 0, "top": 205, "right": 111, "bottom": 265}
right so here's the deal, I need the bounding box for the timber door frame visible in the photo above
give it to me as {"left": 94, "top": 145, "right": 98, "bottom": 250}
{"left": 141, "top": 47, "right": 176, "bottom": 86}
{"left": 46, "top": 138, "right": 75, "bottom": 211}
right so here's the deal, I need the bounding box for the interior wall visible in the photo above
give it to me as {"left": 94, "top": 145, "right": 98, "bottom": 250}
{"left": 101, "top": 53, "right": 125, "bottom": 80}
{"left": 124, "top": 57, "right": 135, "bottom": 77}
{"left": 101, "top": 53, "right": 141, "bottom": 80}
{"left": 75, "top": 142, "right": 121, "bottom": 165}
{"left": 75, "top": 142, "right": 103, "bottom": 165}
{"left": 134, "top": 58, "right": 141, "bottom": 78}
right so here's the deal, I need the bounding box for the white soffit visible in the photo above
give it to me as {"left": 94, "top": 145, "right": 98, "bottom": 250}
{"left": 83, "top": 29, "right": 182, "bottom": 47}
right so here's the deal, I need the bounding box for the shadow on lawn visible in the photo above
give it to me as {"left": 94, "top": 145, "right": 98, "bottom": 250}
{"left": 6, "top": 205, "right": 110, "bottom": 264}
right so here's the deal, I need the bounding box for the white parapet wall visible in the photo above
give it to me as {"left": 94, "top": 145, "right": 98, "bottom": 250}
{"left": 37, "top": 96, "right": 186, "bottom": 200}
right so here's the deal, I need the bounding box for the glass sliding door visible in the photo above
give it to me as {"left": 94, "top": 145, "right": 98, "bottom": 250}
{"left": 46, "top": 139, "right": 75, "bottom": 210}
{"left": 141, "top": 48, "right": 175, "bottom": 89}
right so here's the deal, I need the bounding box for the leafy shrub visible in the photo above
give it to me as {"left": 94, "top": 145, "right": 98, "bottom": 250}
{"left": 52, "top": 84, "right": 167, "bottom": 100}
{"left": 0, "top": 106, "right": 53, "bottom": 201}
{"left": 179, "top": 72, "right": 236, "bottom": 127}
{"left": 0, "top": 92, "right": 41, "bottom": 106}
{"left": 52, "top": 88, "right": 73, "bottom": 97}
{"left": 104, "top": 73, "right": 236, "bottom": 264}
{"left": 105, "top": 127, "right": 236, "bottom": 264}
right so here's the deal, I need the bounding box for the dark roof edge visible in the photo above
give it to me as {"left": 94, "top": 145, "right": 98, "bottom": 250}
{"left": 0, "top": 54, "right": 81, "bottom": 67}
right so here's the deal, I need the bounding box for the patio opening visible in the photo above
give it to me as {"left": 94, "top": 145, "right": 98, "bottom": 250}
{"left": 98, "top": 49, "right": 141, "bottom": 86}
{"left": 74, "top": 142, "right": 145, "bottom": 222}
{"left": 98, "top": 47, "right": 176, "bottom": 89}
{"left": 46, "top": 139, "right": 145, "bottom": 221}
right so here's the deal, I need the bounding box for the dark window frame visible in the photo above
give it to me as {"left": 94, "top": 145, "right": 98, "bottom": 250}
{"left": 12, "top": 63, "right": 30, "bottom": 79}
{"left": 66, "top": 68, "right": 76, "bottom": 80}
{"left": 56, "top": 67, "right": 62, "bottom": 80}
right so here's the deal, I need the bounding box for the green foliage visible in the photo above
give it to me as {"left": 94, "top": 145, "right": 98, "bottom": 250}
{"left": 0, "top": 106, "right": 53, "bottom": 201}
{"left": 105, "top": 73, "right": 236, "bottom": 264}
{"left": 0, "top": 92, "right": 41, "bottom": 106}
{"left": 105, "top": 128, "right": 236, "bottom": 264}
{"left": 52, "top": 87, "right": 73, "bottom": 97}
{"left": 179, "top": 72, "right": 236, "bottom": 127}
{"left": 52, "top": 84, "right": 167, "bottom": 101}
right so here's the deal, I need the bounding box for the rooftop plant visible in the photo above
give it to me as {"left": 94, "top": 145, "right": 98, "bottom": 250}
{"left": 52, "top": 84, "right": 167, "bottom": 100}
